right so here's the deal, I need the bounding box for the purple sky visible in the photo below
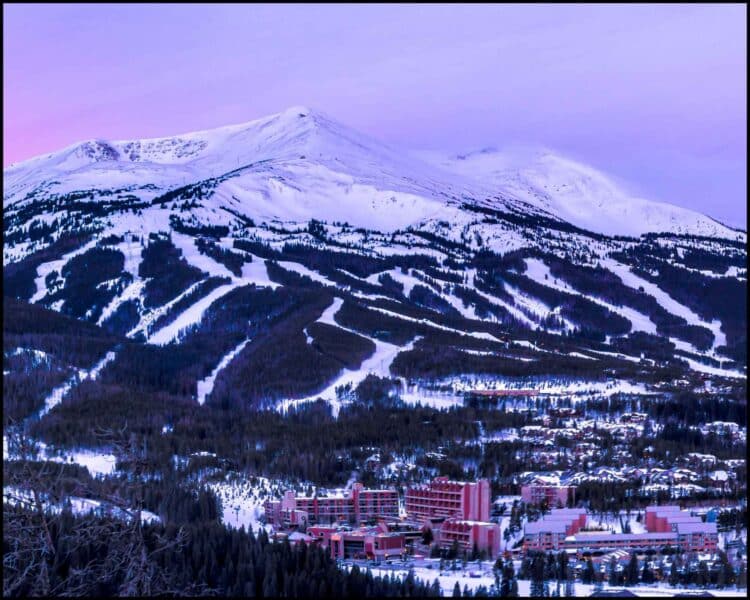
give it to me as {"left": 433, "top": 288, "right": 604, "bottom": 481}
{"left": 4, "top": 4, "right": 746, "bottom": 227}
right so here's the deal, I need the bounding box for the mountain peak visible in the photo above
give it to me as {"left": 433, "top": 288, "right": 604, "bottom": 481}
{"left": 278, "top": 105, "right": 315, "bottom": 118}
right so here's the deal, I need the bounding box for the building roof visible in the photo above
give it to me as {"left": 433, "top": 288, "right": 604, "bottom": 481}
{"left": 444, "top": 519, "right": 498, "bottom": 527}
{"left": 525, "top": 520, "right": 570, "bottom": 534}
{"left": 675, "top": 522, "right": 717, "bottom": 534}
{"left": 645, "top": 505, "right": 681, "bottom": 513}
{"left": 567, "top": 532, "right": 678, "bottom": 543}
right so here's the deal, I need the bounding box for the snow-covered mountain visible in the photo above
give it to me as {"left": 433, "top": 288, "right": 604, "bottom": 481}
{"left": 5, "top": 106, "right": 492, "bottom": 235}
{"left": 3, "top": 107, "right": 747, "bottom": 419}
{"left": 5, "top": 106, "right": 742, "bottom": 240}
{"left": 417, "top": 146, "right": 741, "bottom": 239}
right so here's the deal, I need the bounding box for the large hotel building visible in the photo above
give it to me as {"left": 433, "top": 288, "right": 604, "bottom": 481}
{"left": 405, "top": 476, "right": 491, "bottom": 522}
{"left": 266, "top": 476, "right": 502, "bottom": 558}
{"left": 264, "top": 483, "right": 399, "bottom": 528}
{"left": 405, "top": 477, "right": 500, "bottom": 558}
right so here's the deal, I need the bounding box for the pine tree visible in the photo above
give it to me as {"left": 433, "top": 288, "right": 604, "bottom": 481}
{"left": 669, "top": 560, "right": 679, "bottom": 586}
{"left": 453, "top": 581, "right": 462, "bottom": 597}
{"left": 642, "top": 561, "right": 655, "bottom": 585}
{"left": 626, "top": 553, "right": 639, "bottom": 585}
{"left": 721, "top": 560, "right": 735, "bottom": 587}
{"left": 565, "top": 574, "right": 575, "bottom": 597}
{"left": 608, "top": 556, "right": 618, "bottom": 586}
{"left": 500, "top": 558, "right": 515, "bottom": 597}
{"left": 530, "top": 553, "right": 546, "bottom": 596}
{"left": 582, "top": 557, "right": 595, "bottom": 585}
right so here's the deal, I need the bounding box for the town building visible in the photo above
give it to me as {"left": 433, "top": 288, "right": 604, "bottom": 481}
{"left": 523, "top": 508, "right": 588, "bottom": 551}
{"left": 523, "top": 506, "right": 718, "bottom": 555}
{"left": 307, "top": 523, "right": 405, "bottom": 560}
{"left": 439, "top": 519, "right": 501, "bottom": 558}
{"left": 405, "top": 476, "right": 491, "bottom": 522}
{"left": 521, "top": 482, "right": 577, "bottom": 507}
{"left": 405, "top": 477, "right": 500, "bottom": 558}
{"left": 264, "top": 483, "right": 399, "bottom": 528}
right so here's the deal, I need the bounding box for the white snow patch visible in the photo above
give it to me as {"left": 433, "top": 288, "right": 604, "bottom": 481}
{"left": 38, "top": 350, "right": 117, "bottom": 419}
{"left": 148, "top": 281, "right": 242, "bottom": 345}
{"left": 196, "top": 339, "right": 251, "bottom": 405}
{"left": 30, "top": 237, "right": 100, "bottom": 303}
{"left": 278, "top": 298, "right": 419, "bottom": 417}
{"left": 240, "top": 257, "right": 281, "bottom": 288}
{"left": 170, "top": 231, "right": 236, "bottom": 279}
{"left": 366, "top": 305, "right": 502, "bottom": 343}
{"left": 277, "top": 260, "right": 336, "bottom": 286}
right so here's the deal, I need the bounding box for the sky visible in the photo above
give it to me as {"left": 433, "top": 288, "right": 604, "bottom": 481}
{"left": 3, "top": 4, "right": 747, "bottom": 227}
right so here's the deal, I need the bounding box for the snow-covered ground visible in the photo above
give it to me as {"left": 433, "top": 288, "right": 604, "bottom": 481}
{"left": 399, "top": 382, "right": 464, "bottom": 410}
{"left": 6, "top": 107, "right": 742, "bottom": 242}
{"left": 278, "top": 335, "right": 414, "bottom": 417}
{"left": 29, "top": 237, "right": 100, "bottom": 303}
{"left": 3, "top": 436, "right": 118, "bottom": 478}
{"left": 365, "top": 305, "right": 502, "bottom": 343}
{"left": 347, "top": 561, "right": 746, "bottom": 597}
{"left": 205, "top": 474, "right": 283, "bottom": 533}
{"left": 278, "top": 260, "right": 338, "bottom": 286}
{"left": 447, "top": 375, "right": 657, "bottom": 399}
{"left": 43, "top": 448, "right": 118, "bottom": 477}
{"left": 420, "top": 146, "right": 742, "bottom": 240}
{"left": 239, "top": 256, "right": 281, "bottom": 288}
{"left": 170, "top": 231, "right": 236, "bottom": 279}
{"left": 524, "top": 257, "right": 658, "bottom": 337}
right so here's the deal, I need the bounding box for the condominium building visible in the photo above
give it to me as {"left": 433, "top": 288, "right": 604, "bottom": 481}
{"left": 404, "top": 477, "right": 500, "bottom": 557}
{"left": 405, "top": 476, "right": 491, "bottom": 523}
{"left": 524, "top": 506, "right": 717, "bottom": 555}
{"left": 264, "top": 483, "right": 399, "bottom": 527}
{"left": 307, "top": 524, "right": 405, "bottom": 560}
{"left": 523, "top": 508, "right": 588, "bottom": 551}
{"left": 521, "top": 483, "right": 577, "bottom": 507}
{"left": 439, "top": 519, "right": 501, "bottom": 558}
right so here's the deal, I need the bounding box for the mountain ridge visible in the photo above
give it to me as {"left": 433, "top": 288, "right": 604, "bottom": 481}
{"left": 4, "top": 106, "right": 742, "bottom": 241}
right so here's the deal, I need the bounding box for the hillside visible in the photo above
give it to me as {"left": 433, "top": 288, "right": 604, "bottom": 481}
{"left": 3, "top": 107, "right": 746, "bottom": 424}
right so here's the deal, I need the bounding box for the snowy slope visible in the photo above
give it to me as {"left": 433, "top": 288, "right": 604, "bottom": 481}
{"left": 418, "top": 147, "right": 744, "bottom": 240}
{"left": 7, "top": 106, "right": 740, "bottom": 239}
{"left": 4, "top": 106, "right": 491, "bottom": 234}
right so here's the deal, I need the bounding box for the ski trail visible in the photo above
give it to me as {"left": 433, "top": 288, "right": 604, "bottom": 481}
{"left": 196, "top": 339, "right": 251, "bottom": 405}
{"left": 37, "top": 350, "right": 118, "bottom": 419}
